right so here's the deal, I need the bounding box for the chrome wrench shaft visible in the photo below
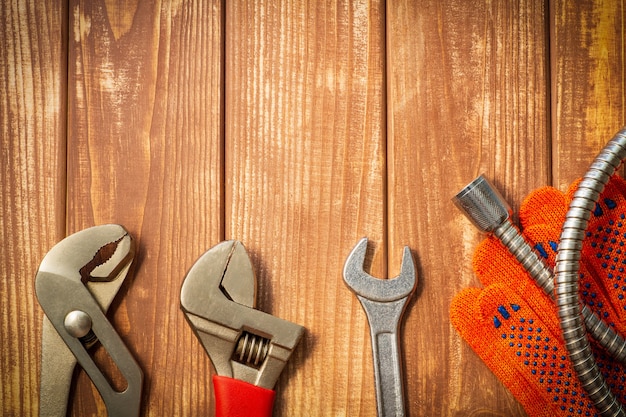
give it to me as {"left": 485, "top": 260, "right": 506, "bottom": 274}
{"left": 358, "top": 297, "right": 410, "bottom": 416}
{"left": 343, "top": 238, "right": 416, "bottom": 417}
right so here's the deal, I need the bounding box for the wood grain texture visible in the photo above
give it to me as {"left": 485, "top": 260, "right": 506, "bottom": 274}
{"left": 386, "top": 1, "right": 549, "bottom": 415}
{"left": 3, "top": 0, "right": 626, "bottom": 416}
{"left": 551, "top": 0, "right": 626, "bottom": 186}
{"left": 0, "top": 1, "right": 67, "bottom": 416}
{"left": 225, "top": 1, "right": 387, "bottom": 415}
{"left": 66, "top": 0, "right": 223, "bottom": 415}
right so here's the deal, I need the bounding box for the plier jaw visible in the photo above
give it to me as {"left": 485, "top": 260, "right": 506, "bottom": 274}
{"left": 180, "top": 240, "right": 304, "bottom": 390}
{"left": 35, "top": 224, "right": 143, "bottom": 417}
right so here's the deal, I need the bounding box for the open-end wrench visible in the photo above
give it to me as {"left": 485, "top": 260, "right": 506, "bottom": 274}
{"left": 343, "top": 238, "right": 417, "bottom": 417}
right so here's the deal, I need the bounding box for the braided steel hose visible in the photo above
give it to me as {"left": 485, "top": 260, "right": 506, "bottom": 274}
{"left": 555, "top": 128, "right": 626, "bottom": 416}
{"left": 454, "top": 175, "right": 626, "bottom": 364}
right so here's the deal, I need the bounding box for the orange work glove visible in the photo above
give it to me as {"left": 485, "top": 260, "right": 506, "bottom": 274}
{"left": 451, "top": 176, "right": 626, "bottom": 416}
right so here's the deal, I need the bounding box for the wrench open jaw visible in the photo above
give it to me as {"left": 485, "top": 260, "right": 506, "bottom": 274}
{"left": 343, "top": 238, "right": 416, "bottom": 302}
{"left": 343, "top": 237, "right": 417, "bottom": 417}
{"left": 180, "top": 240, "right": 304, "bottom": 390}
{"left": 35, "top": 224, "right": 143, "bottom": 417}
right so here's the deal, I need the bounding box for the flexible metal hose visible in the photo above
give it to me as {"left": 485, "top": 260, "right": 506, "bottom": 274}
{"left": 555, "top": 128, "right": 626, "bottom": 416}
{"left": 453, "top": 175, "right": 626, "bottom": 363}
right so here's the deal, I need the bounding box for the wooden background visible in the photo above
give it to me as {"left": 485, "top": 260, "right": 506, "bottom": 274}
{"left": 2, "top": 0, "right": 625, "bottom": 415}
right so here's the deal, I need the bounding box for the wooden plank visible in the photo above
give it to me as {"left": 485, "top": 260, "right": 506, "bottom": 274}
{"left": 225, "top": 0, "right": 387, "bottom": 415}
{"left": 12, "top": 1, "right": 623, "bottom": 415}
{"left": 66, "top": 0, "right": 224, "bottom": 415}
{"left": 551, "top": 0, "right": 626, "bottom": 187}
{"left": 386, "top": 1, "right": 550, "bottom": 415}
{"left": 0, "top": 1, "right": 67, "bottom": 416}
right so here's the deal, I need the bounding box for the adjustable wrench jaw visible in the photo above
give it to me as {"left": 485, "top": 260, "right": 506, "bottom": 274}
{"left": 180, "top": 240, "right": 304, "bottom": 390}
{"left": 35, "top": 224, "right": 143, "bottom": 417}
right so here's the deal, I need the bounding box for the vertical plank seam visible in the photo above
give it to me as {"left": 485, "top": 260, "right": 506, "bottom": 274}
{"left": 63, "top": 0, "right": 70, "bottom": 237}
{"left": 220, "top": 0, "right": 226, "bottom": 241}
{"left": 546, "top": 0, "right": 556, "bottom": 186}
{"left": 382, "top": 0, "right": 389, "bottom": 278}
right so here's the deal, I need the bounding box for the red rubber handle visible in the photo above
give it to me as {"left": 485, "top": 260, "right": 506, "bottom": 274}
{"left": 213, "top": 375, "right": 275, "bottom": 417}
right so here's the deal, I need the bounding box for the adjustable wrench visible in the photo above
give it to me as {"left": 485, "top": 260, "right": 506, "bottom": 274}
{"left": 180, "top": 240, "right": 304, "bottom": 417}
{"left": 343, "top": 238, "right": 417, "bottom": 417}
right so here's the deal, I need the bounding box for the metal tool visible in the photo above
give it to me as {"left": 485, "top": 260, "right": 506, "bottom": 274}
{"left": 35, "top": 224, "right": 143, "bottom": 417}
{"left": 343, "top": 237, "right": 416, "bottom": 417}
{"left": 453, "top": 175, "right": 626, "bottom": 364}
{"left": 180, "top": 240, "right": 304, "bottom": 417}
{"left": 554, "top": 128, "right": 626, "bottom": 416}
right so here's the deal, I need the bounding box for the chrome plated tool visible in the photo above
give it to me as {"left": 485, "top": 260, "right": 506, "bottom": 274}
{"left": 554, "top": 129, "right": 626, "bottom": 416}
{"left": 343, "top": 237, "right": 416, "bottom": 417}
{"left": 180, "top": 240, "right": 304, "bottom": 417}
{"left": 35, "top": 224, "right": 143, "bottom": 417}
